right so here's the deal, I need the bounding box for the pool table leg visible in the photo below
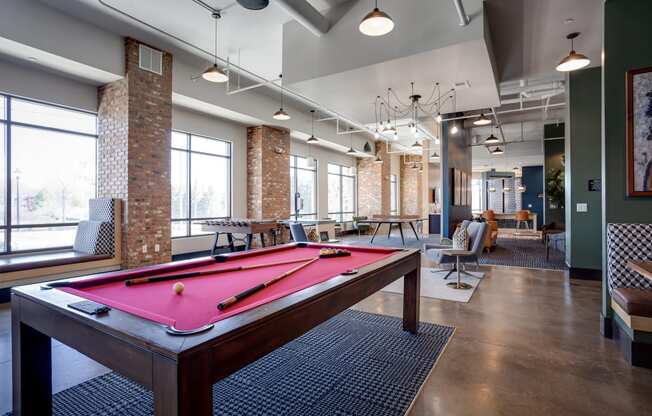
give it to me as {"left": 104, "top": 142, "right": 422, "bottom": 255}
{"left": 403, "top": 265, "right": 421, "bottom": 334}
{"left": 153, "top": 354, "right": 213, "bottom": 416}
{"left": 12, "top": 303, "right": 53, "bottom": 416}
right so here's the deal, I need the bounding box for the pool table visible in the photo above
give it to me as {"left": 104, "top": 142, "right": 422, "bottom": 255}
{"left": 11, "top": 242, "right": 421, "bottom": 416}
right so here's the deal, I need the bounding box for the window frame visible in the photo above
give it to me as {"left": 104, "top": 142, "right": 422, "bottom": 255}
{"left": 390, "top": 174, "right": 399, "bottom": 215}
{"left": 327, "top": 163, "right": 356, "bottom": 223}
{"left": 290, "top": 155, "right": 318, "bottom": 220}
{"left": 0, "top": 94, "right": 98, "bottom": 254}
{"left": 171, "top": 130, "right": 232, "bottom": 238}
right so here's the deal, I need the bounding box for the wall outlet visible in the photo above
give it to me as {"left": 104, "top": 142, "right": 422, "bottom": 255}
{"left": 155, "top": 244, "right": 160, "bottom": 252}
{"left": 576, "top": 203, "right": 588, "bottom": 213}
{"left": 142, "top": 245, "right": 148, "bottom": 253}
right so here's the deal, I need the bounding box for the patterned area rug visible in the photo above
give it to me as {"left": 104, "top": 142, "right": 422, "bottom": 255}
{"left": 4, "top": 310, "right": 453, "bottom": 416}
{"left": 479, "top": 237, "right": 566, "bottom": 270}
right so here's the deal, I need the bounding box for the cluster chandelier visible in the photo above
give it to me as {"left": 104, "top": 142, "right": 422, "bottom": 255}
{"left": 373, "top": 82, "right": 455, "bottom": 141}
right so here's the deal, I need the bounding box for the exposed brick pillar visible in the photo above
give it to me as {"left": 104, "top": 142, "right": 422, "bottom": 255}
{"left": 97, "top": 38, "right": 172, "bottom": 268}
{"left": 357, "top": 141, "right": 390, "bottom": 217}
{"left": 247, "top": 125, "right": 291, "bottom": 221}
{"left": 400, "top": 154, "right": 423, "bottom": 216}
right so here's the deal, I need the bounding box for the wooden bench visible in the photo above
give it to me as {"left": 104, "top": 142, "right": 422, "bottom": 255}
{"left": 0, "top": 199, "right": 122, "bottom": 289}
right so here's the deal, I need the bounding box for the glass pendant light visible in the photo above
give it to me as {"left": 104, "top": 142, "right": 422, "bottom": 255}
{"left": 359, "top": 0, "right": 394, "bottom": 37}
{"left": 556, "top": 32, "right": 590, "bottom": 72}
{"left": 202, "top": 12, "right": 228, "bottom": 83}
{"left": 273, "top": 74, "right": 290, "bottom": 120}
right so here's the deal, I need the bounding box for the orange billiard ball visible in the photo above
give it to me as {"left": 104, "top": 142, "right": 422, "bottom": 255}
{"left": 173, "top": 282, "right": 185, "bottom": 295}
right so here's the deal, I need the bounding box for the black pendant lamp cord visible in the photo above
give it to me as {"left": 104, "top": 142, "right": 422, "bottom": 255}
{"left": 213, "top": 13, "right": 218, "bottom": 65}
{"left": 280, "top": 74, "right": 284, "bottom": 109}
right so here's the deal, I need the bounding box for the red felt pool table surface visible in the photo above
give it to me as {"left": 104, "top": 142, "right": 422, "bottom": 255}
{"left": 60, "top": 244, "right": 399, "bottom": 331}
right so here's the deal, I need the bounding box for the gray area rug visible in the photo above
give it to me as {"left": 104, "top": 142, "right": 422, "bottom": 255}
{"left": 479, "top": 237, "right": 566, "bottom": 270}
{"left": 5, "top": 310, "right": 453, "bottom": 416}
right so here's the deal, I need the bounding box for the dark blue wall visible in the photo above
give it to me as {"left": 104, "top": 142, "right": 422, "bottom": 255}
{"left": 521, "top": 166, "right": 543, "bottom": 228}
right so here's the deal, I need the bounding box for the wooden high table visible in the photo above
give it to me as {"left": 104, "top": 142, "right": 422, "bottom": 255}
{"left": 491, "top": 212, "right": 539, "bottom": 231}
{"left": 627, "top": 260, "right": 652, "bottom": 282}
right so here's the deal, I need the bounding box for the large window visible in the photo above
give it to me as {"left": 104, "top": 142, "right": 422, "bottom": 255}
{"left": 171, "top": 131, "right": 231, "bottom": 237}
{"left": 328, "top": 163, "right": 356, "bottom": 223}
{"left": 390, "top": 174, "right": 398, "bottom": 215}
{"left": 0, "top": 95, "right": 97, "bottom": 253}
{"left": 290, "top": 155, "right": 317, "bottom": 220}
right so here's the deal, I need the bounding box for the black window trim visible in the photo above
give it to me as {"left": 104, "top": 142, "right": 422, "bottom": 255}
{"left": 171, "top": 130, "right": 233, "bottom": 238}
{"left": 327, "top": 162, "right": 356, "bottom": 223}
{"left": 0, "top": 93, "right": 98, "bottom": 255}
{"left": 290, "top": 155, "right": 317, "bottom": 220}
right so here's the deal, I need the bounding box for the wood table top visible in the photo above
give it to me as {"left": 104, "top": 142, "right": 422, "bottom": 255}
{"left": 627, "top": 260, "right": 652, "bottom": 282}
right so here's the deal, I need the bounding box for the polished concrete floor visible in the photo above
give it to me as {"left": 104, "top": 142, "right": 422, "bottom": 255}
{"left": 2, "top": 258, "right": 652, "bottom": 414}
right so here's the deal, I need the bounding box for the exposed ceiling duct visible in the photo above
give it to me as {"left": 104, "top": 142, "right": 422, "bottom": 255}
{"left": 452, "top": 0, "right": 470, "bottom": 26}
{"left": 275, "top": 0, "right": 331, "bottom": 36}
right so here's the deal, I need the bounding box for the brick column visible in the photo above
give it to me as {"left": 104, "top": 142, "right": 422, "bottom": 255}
{"left": 357, "top": 141, "right": 390, "bottom": 217}
{"left": 247, "top": 125, "right": 291, "bottom": 243}
{"left": 97, "top": 38, "right": 172, "bottom": 268}
{"left": 400, "top": 154, "right": 423, "bottom": 216}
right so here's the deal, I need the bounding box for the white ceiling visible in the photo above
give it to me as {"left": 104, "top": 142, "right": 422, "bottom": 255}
{"left": 486, "top": 0, "right": 602, "bottom": 82}
{"left": 287, "top": 39, "right": 500, "bottom": 125}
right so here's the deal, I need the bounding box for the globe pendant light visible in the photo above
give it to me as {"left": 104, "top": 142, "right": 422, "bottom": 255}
{"left": 273, "top": 74, "right": 290, "bottom": 120}
{"left": 307, "top": 110, "right": 318, "bottom": 142}
{"left": 556, "top": 32, "right": 590, "bottom": 72}
{"left": 359, "top": 0, "right": 394, "bottom": 37}
{"left": 473, "top": 113, "right": 491, "bottom": 126}
{"left": 202, "top": 12, "right": 228, "bottom": 83}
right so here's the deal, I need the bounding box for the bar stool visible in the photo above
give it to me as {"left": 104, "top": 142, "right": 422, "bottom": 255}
{"left": 516, "top": 210, "right": 530, "bottom": 230}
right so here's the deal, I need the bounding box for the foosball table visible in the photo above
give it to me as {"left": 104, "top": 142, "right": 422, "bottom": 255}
{"left": 198, "top": 219, "right": 281, "bottom": 255}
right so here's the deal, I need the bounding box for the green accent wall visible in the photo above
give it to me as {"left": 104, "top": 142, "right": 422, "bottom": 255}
{"left": 566, "top": 67, "right": 602, "bottom": 270}
{"left": 602, "top": 0, "right": 652, "bottom": 317}
{"left": 543, "top": 138, "right": 565, "bottom": 225}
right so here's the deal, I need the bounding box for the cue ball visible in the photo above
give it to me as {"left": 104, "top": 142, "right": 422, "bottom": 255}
{"left": 173, "top": 282, "right": 185, "bottom": 294}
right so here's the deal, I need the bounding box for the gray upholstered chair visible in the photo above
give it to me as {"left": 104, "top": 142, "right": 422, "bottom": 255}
{"left": 424, "top": 220, "right": 488, "bottom": 279}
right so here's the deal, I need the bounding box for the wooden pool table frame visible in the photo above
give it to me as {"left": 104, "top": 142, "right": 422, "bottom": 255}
{"left": 11, "top": 242, "right": 421, "bottom": 416}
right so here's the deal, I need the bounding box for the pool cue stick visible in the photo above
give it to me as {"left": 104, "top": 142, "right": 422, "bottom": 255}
{"left": 124, "top": 257, "right": 317, "bottom": 286}
{"left": 217, "top": 257, "right": 319, "bottom": 311}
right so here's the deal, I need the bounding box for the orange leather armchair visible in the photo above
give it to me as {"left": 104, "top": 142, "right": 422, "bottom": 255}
{"left": 483, "top": 220, "right": 498, "bottom": 252}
